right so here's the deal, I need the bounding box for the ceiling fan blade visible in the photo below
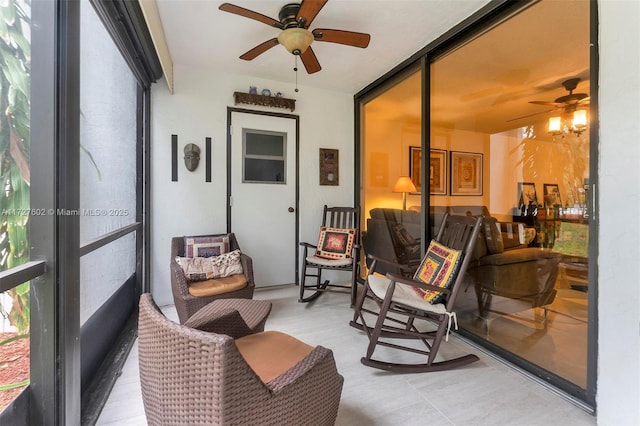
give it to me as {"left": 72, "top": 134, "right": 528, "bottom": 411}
{"left": 300, "top": 46, "right": 321, "bottom": 74}
{"left": 240, "top": 38, "right": 279, "bottom": 61}
{"left": 312, "top": 28, "right": 371, "bottom": 48}
{"left": 296, "top": 0, "right": 328, "bottom": 28}
{"left": 506, "top": 108, "right": 556, "bottom": 122}
{"left": 529, "top": 100, "right": 565, "bottom": 108}
{"left": 219, "top": 3, "right": 283, "bottom": 29}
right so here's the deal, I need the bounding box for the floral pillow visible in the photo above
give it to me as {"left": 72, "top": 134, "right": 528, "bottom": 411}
{"left": 412, "top": 240, "right": 462, "bottom": 304}
{"left": 176, "top": 249, "right": 243, "bottom": 282}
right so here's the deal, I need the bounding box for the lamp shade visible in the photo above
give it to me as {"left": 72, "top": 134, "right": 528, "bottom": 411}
{"left": 548, "top": 116, "right": 562, "bottom": 135}
{"left": 392, "top": 176, "right": 417, "bottom": 193}
{"left": 572, "top": 109, "right": 588, "bottom": 131}
{"left": 277, "top": 28, "right": 314, "bottom": 55}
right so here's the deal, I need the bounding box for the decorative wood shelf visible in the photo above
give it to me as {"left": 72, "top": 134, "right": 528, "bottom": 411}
{"left": 233, "top": 91, "right": 296, "bottom": 112}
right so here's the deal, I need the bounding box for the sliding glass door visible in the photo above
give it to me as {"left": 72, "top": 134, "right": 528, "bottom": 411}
{"left": 357, "top": 0, "right": 595, "bottom": 406}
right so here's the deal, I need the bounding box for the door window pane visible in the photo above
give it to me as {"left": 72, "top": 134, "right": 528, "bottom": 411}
{"left": 243, "top": 129, "right": 286, "bottom": 183}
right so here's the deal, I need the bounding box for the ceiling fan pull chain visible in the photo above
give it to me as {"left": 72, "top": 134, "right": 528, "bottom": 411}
{"left": 294, "top": 56, "right": 299, "bottom": 93}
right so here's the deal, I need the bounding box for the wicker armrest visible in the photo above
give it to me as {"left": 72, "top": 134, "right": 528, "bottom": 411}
{"left": 170, "top": 259, "right": 190, "bottom": 296}
{"left": 266, "top": 345, "right": 339, "bottom": 393}
{"left": 240, "top": 253, "right": 255, "bottom": 288}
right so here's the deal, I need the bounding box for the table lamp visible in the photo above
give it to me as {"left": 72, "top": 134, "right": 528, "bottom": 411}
{"left": 392, "top": 176, "right": 417, "bottom": 210}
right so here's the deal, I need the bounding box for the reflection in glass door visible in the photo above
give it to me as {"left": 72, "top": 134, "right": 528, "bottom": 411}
{"left": 429, "top": 0, "right": 591, "bottom": 395}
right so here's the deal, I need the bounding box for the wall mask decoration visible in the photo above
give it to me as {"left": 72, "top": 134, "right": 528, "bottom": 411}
{"left": 183, "top": 143, "right": 201, "bottom": 171}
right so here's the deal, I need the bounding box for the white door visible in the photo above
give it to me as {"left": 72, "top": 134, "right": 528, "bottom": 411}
{"left": 230, "top": 111, "right": 297, "bottom": 287}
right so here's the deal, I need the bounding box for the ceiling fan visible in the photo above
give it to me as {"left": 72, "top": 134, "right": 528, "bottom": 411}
{"left": 508, "top": 77, "right": 590, "bottom": 122}
{"left": 219, "top": 0, "right": 371, "bottom": 74}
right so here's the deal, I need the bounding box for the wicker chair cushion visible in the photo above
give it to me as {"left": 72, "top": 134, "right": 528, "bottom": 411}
{"left": 188, "top": 274, "right": 247, "bottom": 297}
{"left": 236, "top": 331, "right": 314, "bottom": 383}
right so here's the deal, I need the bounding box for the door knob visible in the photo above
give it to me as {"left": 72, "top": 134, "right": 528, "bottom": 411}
{"left": 288, "top": 207, "right": 295, "bottom": 212}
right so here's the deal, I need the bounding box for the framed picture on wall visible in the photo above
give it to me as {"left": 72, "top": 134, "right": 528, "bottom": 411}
{"left": 450, "top": 151, "right": 482, "bottom": 196}
{"left": 319, "top": 148, "right": 339, "bottom": 185}
{"left": 543, "top": 183, "right": 561, "bottom": 207}
{"left": 518, "top": 181, "right": 539, "bottom": 207}
{"left": 429, "top": 149, "right": 447, "bottom": 195}
{"left": 409, "top": 146, "right": 422, "bottom": 193}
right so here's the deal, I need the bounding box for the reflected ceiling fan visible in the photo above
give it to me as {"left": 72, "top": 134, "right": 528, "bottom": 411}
{"left": 508, "top": 77, "right": 590, "bottom": 122}
{"left": 219, "top": 0, "right": 371, "bottom": 74}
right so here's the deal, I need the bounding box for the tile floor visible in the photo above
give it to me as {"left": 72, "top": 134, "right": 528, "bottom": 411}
{"left": 97, "top": 284, "right": 596, "bottom": 426}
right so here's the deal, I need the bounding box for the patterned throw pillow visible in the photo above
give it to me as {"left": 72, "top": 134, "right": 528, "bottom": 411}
{"left": 184, "top": 235, "right": 230, "bottom": 258}
{"left": 175, "top": 249, "right": 244, "bottom": 282}
{"left": 412, "top": 239, "right": 462, "bottom": 304}
{"left": 315, "top": 226, "right": 356, "bottom": 260}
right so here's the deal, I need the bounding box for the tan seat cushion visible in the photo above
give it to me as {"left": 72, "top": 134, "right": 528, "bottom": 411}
{"left": 187, "top": 274, "right": 247, "bottom": 297}
{"left": 235, "top": 330, "right": 314, "bottom": 383}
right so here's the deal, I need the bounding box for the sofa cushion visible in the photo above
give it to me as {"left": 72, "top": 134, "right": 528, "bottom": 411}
{"left": 236, "top": 330, "right": 314, "bottom": 383}
{"left": 483, "top": 217, "right": 504, "bottom": 254}
{"left": 315, "top": 226, "right": 356, "bottom": 260}
{"left": 176, "top": 249, "right": 244, "bottom": 282}
{"left": 412, "top": 239, "right": 462, "bottom": 304}
{"left": 184, "top": 235, "right": 230, "bottom": 258}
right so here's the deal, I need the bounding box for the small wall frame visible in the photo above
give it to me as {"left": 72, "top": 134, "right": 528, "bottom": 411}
{"left": 319, "top": 148, "right": 339, "bottom": 185}
{"left": 450, "top": 151, "right": 483, "bottom": 196}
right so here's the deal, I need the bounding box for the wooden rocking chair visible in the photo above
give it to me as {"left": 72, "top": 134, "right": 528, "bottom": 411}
{"left": 350, "top": 213, "right": 482, "bottom": 372}
{"left": 299, "top": 205, "right": 361, "bottom": 306}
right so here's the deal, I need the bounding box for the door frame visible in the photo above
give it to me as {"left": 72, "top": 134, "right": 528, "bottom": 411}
{"left": 225, "top": 107, "right": 300, "bottom": 284}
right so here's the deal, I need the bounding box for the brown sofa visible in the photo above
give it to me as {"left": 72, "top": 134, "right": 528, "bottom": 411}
{"left": 361, "top": 206, "right": 560, "bottom": 320}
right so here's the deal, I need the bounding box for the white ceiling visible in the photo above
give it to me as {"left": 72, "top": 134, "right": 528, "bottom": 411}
{"left": 152, "top": 0, "right": 591, "bottom": 135}
{"left": 153, "top": 0, "right": 491, "bottom": 94}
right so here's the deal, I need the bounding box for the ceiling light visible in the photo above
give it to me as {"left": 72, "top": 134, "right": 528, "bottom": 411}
{"left": 548, "top": 108, "right": 588, "bottom": 138}
{"left": 571, "top": 109, "right": 588, "bottom": 134}
{"left": 277, "top": 28, "right": 314, "bottom": 55}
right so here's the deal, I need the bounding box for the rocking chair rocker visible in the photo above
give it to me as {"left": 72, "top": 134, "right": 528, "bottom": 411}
{"left": 350, "top": 213, "right": 482, "bottom": 373}
{"left": 299, "top": 205, "right": 361, "bottom": 306}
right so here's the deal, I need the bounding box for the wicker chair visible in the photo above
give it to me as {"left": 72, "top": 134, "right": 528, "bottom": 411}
{"left": 171, "top": 233, "right": 255, "bottom": 323}
{"left": 138, "top": 293, "right": 344, "bottom": 426}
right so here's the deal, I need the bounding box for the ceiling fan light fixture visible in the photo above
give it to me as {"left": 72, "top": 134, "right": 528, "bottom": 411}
{"left": 278, "top": 27, "right": 313, "bottom": 55}
{"left": 548, "top": 116, "right": 563, "bottom": 135}
{"left": 572, "top": 109, "right": 588, "bottom": 133}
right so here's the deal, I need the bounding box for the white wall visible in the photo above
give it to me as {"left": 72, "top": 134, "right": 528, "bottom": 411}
{"left": 597, "top": 1, "right": 640, "bottom": 424}
{"left": 150, "top": 66, "right": 353, "bottom": 306}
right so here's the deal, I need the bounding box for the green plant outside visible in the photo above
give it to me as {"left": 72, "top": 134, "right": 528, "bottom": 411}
{"left": 0, "top": 0, "right": 31, "bottom": 334}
